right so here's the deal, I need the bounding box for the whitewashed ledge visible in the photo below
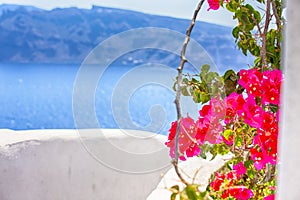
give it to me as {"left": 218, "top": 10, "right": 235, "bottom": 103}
{"left": 147, "top": 155, "right": 230, "bottom": 200}
{"left": 0, "top": 129, "right": 228, "bottom": 200}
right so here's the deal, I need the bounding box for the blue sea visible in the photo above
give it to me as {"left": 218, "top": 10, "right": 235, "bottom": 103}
{"left": 0, "top": 63, "right": 202, "bottom": 134}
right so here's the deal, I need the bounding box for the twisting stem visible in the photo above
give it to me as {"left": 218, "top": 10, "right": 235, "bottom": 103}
{"left": 271, "top": 0, "right": 282, "bottom": 50}
{"left": 251, "top": 15, "right": 263, "bottom": 37}
{"left": 271, "top": 0, "right": 282, "bottom": 33}
{"left": 173, "top": 0, "right": 205, "bottom": 186}
{"left": 261, "top": 0, "right": 271, "bottom": 69}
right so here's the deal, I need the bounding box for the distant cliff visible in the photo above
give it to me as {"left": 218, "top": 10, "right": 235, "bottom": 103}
{"left": 0, "top": 4, "right": 252, "bottom": 68}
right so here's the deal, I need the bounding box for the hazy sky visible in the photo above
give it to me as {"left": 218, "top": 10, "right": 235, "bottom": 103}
{"left": 0, "top": 0, "right": 237, "bottom": 27}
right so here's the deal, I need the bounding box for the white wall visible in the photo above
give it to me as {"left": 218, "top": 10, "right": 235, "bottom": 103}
{"left": 0, "top": 129, "right": 171, "bottom": 200}
{"left": 277, "top": 1, "right": 300, "bottom": 199}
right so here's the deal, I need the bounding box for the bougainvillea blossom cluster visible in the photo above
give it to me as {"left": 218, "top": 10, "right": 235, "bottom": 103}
{"left": 165, "top": 96, "right": 225, "bottom": 160}
{"left": 210, "top": 163, "right": 253, "bottom": 200}
{"left": 166, "top": 69, "right": 281, "bottom": 161}
{"left": 165, "top": 68, "right": 282, "bottom": 199}
{"left": 207, "top": 0, "right": 229, "bottom": 11}
{"left": 239, "top": 69, "right": 282, "bottom": 105}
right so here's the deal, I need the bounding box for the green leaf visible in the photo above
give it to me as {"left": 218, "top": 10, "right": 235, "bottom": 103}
{"left": 182, "top": 78, "right": 189, "bottom": 84}
{"left": 200, "top": 93, "right": 210, "bottom": 104}
{"left": 224, "top": 79, "right": 237, "bottom": 96}
{"left": 192, "top": 90, "right": 202, "bottom": 103}
{"left": 199, "top": 82, "right": 208, "bottom": 92}
{"left": 199, "top": 144, "right": 211, "bottom": 159}
{"left": 199, "top": 191, "right": 207, "bottom": 199}
{"left": 223, "top": 70, "right": 237, "bottom": 81}
{"left": 234, "top": 135, "right": 243, "bottom": 147}
{"left": 200, "top": 73, "right": 206, "bottom": 83}
{"left": 180, "top": 192, "right": 187, "bottom": 200}
{"left": 171, "top": 193, "right": 177, "bottom": 200}
{"left": 191, "top": 78, "right": 199, "bottom": 83}
{"left": 199, "top": 152, "right": 206, "bottom": 159}
{"left": 253, "top": 10, "right": 261, "bottom": 23}
{"left": 244, "top": 160, "right": 253, "bottom": 168}
{"left": 232, "top": 26, "right": 239, "bottom": 39}
{"left": 185, "top": 185, "right": 198, "bottom": 200}
{"left": 247, "top": 168, "right": 255, "bottom": 179}
{"left": 209, "top": 143, "right": 231, "bottom": 160}
{"left": 226, "top": 0, "right": 237, "bottom": 12}
{"left": 254, "top": 57, "right": 261, "bottom": 66}
{"left": 217, "top": 143, "right": 230, "bottom": 155}
{"left": 181, "top": 86, "right": 190, "bottom": 96}
{"left": 209, "top": 146, "right": 218, "bottom": 161}
{"left": 245, "top": 4, "right": 255, "bottom": 12}
{"left": 171, "top": 185, "right": 180, "bottom": 192}
{"left": 170, "top": 185, "right": 179, "bottom": 200}
{"left": 205, "top": 72, "right": 217, "bottom": 83}
{"left": 201, "top": 64, "right": 210, "bottom": 73}
{"left": 270, "top": 104, "right": 279, "bottom": 113}
{"left": 211, "top": 84, "right": 220, "bottom": 96}
{"left": 172, "top": 82, "right": 177, "bottom": 91}
{"left": 224, "top": 129, "right": 233, "bottom": 140}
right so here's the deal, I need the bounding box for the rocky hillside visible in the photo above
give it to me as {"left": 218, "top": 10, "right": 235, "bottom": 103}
{"left": 0, "top": 4, "right": 252, "bottom": 68}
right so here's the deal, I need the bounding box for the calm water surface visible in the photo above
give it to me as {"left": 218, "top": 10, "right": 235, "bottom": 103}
{"left": 0, "top": 63, "right": 181, "bottom": 134}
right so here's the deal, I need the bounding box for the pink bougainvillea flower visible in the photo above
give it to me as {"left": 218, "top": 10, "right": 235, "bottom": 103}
{"left": 207, "top": 0, "right": 230, "bottom": 11}
{"left": 224, "top": 93, "right": 237, "bottom": 124}
{"left": 262, "top": 69, "right": 283, "bottom": 105}
{"left": 198, "top": 97, "right": 225, "bottom": 144}
{"left": 263, "top": 69, "right": 282, "bottom": 90}
{"left": 264, "top": 194, "right": 275, "bottom": 200}
{"left": 185, "top": 142, "right": 200, "bottom": 158}
{"left": 210, "top": 172, "right": 225, "bottom": 191}
{"left": 239, "top": 69, "right": 262, "bottom": 87}
{"left": 224, "top": 92, "right": 245, "bottom": 123}
{"left": 222, "top": 134, "right": 234, "bottom": 145}
{"left": 165, "top": 121, "right": 184, "bottom": 160}
{"left": 195, "top": 117, "right": 209, "bottom": 144}
{"left": 166, "top": 121, "right": 177, "bottom": 147}
{"left": 261, "top": 111, "right": 276, "bottom": 132}
{"left": 221, "top": 190, "right": 230, "bottom": 199}
{"left": 239, "top": 96, "right": 264, "bottom": 128}
{"left": 199, "top": 104, "right": 211, "bottom": 117}
{"left": 225, "top": 171, "right": 240, "bottom": 184}
{"left": 234, "top": 187, "right": 254, "bottom": 200}
{"left": 211, "top": 171, "right": 254, "bottom": 199}
{"left": 238, "top": 69, "right": 250, "bottom": 87}
{"left": 269, "top": 69, "right": 282, "bottom": 84}
{"left": 207, "top": 0, "right": 220, "bottom": 10}
{"left": 165, "top": 116, "right": 200, "bottom": 160}
{"left": 196, "top": 117, "right": 222, "bottom": 144}
{"left": 253, "top": 129, "right": 274, "bottom": 150}
{"left": 222, "top": 187, "right": 254, "bottom": 200}
{"left": 239, "top": 68, "right": 263, "bottom": 97}
{"left": 237, "top": 95, "right": 246, "bottom": 109}
{"left": 267, "top": 146, "right": 278, "bottom": 165}
{"left": 196, "top": 99, "right": 224, "bottom": 145}
{"left": 248, "top": 81, "right": 262, "bottom": 97}
{"left": 262, "top": 87, "right": 280, "bottom": 105}
{"left": 211, "top": 170, "right": 240, "bottom": 193}
{"left": 253, "top": 119, "right": 278, "bottom": 165}
{"left": 204, "top": 118, "right": 223, "bottom": 144}
{"left": 233, "top": 162, "right": 247, "bottom": 175}
{"left": 250, "top": 148, "right": 268, "bottom": 170}
{"left": 269, "top": 186, "right": 276, "bottom": 191}
{"left": 252, "top": 141, "right": 278, "bottom": 166}
{"left": 210, "top": 97, "right": 226, "bottom": 120}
